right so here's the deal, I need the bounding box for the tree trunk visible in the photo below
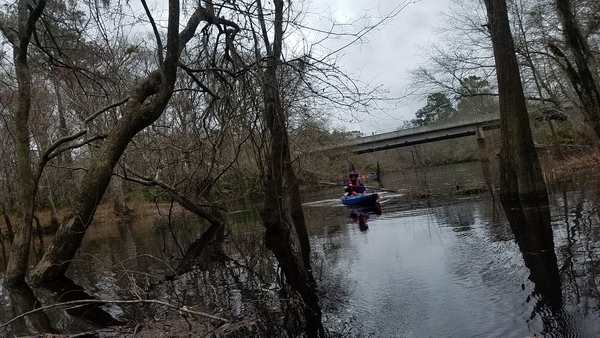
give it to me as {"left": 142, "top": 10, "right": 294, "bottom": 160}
{"left": 4, "top": 0, "right": 47, "bottom": 286}
{"left": 6, "top": 284, "right": 58, "bottom": 334}
{"left": 555, "top": 0, "right": 600, "bottom": 140}
{"left": 483, "top": 0, "right": 548, "bottom": 203}
{"left": 45, "top": 176, "right": 60, "bottom": 233}
{"left": 258, "top": 1, "right": 323, "bottom": 336}
{"left": 29, "top": 73, "right": 171, "bottom": 283}
{"left": 502, "top": 199, "right": 562, "bottom": 317}
{"left": 110, "top": 171, "right": 131, "bottom": 217}
{"left": 1, "top": 204, "right": 14, "bottom": 239}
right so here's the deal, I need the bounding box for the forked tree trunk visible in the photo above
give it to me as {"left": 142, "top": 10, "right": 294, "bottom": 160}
{"left": 483, "top": 0, "right": 548, "bottom": 203}
{"left": 29, "top": 72, "right": 175, "bottom": 283}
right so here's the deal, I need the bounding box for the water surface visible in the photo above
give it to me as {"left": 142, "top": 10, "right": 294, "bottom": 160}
{"left": 1, "top": 163, "right": 599, "bottom": 337}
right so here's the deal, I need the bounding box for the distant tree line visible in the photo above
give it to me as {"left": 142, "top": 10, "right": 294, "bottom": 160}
{"left": 410, "top": 0, "right": 599, "bottom": 145}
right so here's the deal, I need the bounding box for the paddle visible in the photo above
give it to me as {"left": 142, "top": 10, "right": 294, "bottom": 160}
{"left": 317, "top": 181, "right": 400, "bottom": 193}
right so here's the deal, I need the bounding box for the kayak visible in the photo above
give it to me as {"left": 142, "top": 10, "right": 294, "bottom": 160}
{"left": 341, "top": 192, "right": 379, "bottom": 206}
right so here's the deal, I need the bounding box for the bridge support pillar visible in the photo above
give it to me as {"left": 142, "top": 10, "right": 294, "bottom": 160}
{"left": 476, "top": 127, "right": 495, "bottom": 198}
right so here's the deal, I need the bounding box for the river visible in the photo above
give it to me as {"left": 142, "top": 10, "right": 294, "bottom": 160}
{"left": 1, "top": 162, "right": 600, "bottom": 337}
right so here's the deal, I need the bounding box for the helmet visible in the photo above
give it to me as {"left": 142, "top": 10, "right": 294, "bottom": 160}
{"left": 348, "top": 171, "right": 358, "bottom": 178}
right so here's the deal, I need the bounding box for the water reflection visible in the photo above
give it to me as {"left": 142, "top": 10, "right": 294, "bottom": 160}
{"left": 5, "top": 284, "right": 57, "bottom": 336}
{"left": 502, "top": 200, "right": 564, "bottom": 336}
{"left": 1, "top": 277, "right": 123, "bottom": 337}
{"left": 36, "top": 276, "right": 125, "bottom": 329}
{"left": 2, "top": 165, "right": 600, "bottom": 336}
{"left": 72, "top": 213, "right": 311, "bottom": 337}
{"left": 347, "top": 203, "right": 382, "bottom": 232}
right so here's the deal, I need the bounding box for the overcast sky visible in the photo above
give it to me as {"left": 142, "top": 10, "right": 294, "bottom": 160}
{"left": 306, "top": 0, "right": 454, "bottom": 134}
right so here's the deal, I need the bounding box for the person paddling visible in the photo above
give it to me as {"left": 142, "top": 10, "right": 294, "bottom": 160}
{"left": 344, "top": 171, "right": 366, "bottom": 196}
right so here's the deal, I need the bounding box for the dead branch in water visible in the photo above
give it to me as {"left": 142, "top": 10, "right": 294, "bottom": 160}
{"left": 0, "top": 298, "right": 229, "bottom": 330}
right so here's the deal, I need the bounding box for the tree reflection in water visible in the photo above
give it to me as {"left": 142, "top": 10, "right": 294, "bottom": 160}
{"left": 5, "top": 283, "right": 57, "bottom": 336}
{"left": 502, "top": 199, "right": 564, "bottom": 336}
{"left": 145, "top": 215, "right": 314, "bottom": 337}
{"left": 2, "top": 276, "right": 124, "bottom": 337}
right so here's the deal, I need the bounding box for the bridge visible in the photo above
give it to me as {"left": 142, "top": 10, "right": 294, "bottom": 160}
{"left": 324, "top": 114, "right": 500, "bottom": 154}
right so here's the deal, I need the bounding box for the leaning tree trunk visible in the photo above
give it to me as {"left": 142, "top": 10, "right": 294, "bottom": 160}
{"left": 483, "top": 0, "right": 548, "bottom": 203}
{"left": 28, "top": 0, "right": 186, "bottom": 284}
{"left": 257, "top": 1, "right": 323, "bottom": 336}
{"left": 29, "top": 99, "right": 164, "bottom": 282}
{"left": 2, "top": 0, "right": 47, "bottom": 286}
{"left": 28, "top": 2, "right": 233, "bottom": 284}
{"left": 555, "top": 0, "right": 600, "bottom": 139}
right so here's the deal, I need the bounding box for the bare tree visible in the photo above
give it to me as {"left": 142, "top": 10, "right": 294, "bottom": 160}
{"left": 553, "top": 0, "right": 600, "bottom": 139}
{"left": 29, "top": 2, "right": 241, "bottom": 284}
{"left": 482, "top": 0, "right": 548, "bottom": 203}
{"left": 252, "top": 1, "right": 324, "bottom": 335}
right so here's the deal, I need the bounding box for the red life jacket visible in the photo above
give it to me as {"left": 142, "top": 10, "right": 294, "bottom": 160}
{"left": 347, "top": 178, "right": 362, "bottom": 192}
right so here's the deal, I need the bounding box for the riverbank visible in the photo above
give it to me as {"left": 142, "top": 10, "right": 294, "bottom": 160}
{"left": 20, "top": 148, "right": 600, "bottom": 232}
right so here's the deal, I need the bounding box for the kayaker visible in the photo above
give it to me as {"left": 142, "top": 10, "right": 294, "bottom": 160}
{"left": 344, "top": 171, "right": 366, "bottom": 196}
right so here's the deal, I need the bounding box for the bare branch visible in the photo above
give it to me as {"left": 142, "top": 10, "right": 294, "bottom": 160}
{"left": 46, "top": 134, "right": 106, "bottom": 161}
{"left": 83, "top": 96, "right": 129, "bottom": 125}
{"left": 120, "top": 168, "right": 227, "bottom": 225}
{"left": 179, "top": 64, "right": 220, "bottom": 99}
{"left": 37, "top": 129, "right": 87, "bottom": 169}
{"left": 0, "top": 298, "right": 229, "bottom": 329}
{"left": 140, "top": 0, "right": 164, "bottom": 65}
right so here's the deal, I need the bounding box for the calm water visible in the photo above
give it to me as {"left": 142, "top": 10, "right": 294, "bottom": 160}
{"left": 1, "top": 163, "right": 600, "bottom": 337}
{"left": 309, "top": 193, "right": 599, "bottom": 337}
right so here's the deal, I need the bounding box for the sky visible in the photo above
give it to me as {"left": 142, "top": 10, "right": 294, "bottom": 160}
{"left": 306, "top": 0, "right": 454, "bottom": 135}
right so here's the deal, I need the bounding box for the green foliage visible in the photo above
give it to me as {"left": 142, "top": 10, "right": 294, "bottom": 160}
{"left": 455, "top": 76, "right": 497, "bottom": 116}
{"left": 364, "top": 163, "right": 377, "bottom": 171}
{"left": 551, "top": 123, "right": 576, "bottom": 144}
{"left": 425, "top": 153, "right": 478, "bottom": 166}
{"left": 126, "top": 45, "right": 139, "bottom": 54}
{"left": 412, "top": 92, "right": 456, "bottom": 126}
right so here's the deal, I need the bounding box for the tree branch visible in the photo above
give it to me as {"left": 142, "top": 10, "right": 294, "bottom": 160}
{"left": 179, "top": 64, "right": 220, "bottom": 99}
{"left": 140, "top": 0, "right": 164, "bottom": 66}
{"left": 37, "top": 129, "right": 87, "bottom": 168}
{"left": 120, "top": 168, "right": 227, "bottom": 226}
{"left": 83, "top": 96, "right": 129, "bottom": 125}
{"left": 0, "top": 298, "right": 229, "bottom": 330}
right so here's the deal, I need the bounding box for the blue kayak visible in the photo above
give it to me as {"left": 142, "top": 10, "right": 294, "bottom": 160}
{"left": 341, "top": 193, "right": 379, "bottom": 206}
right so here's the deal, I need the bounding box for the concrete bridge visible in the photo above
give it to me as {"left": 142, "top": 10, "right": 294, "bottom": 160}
{"left": 325, "top": 114, "right": 500, "bottom": 154}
